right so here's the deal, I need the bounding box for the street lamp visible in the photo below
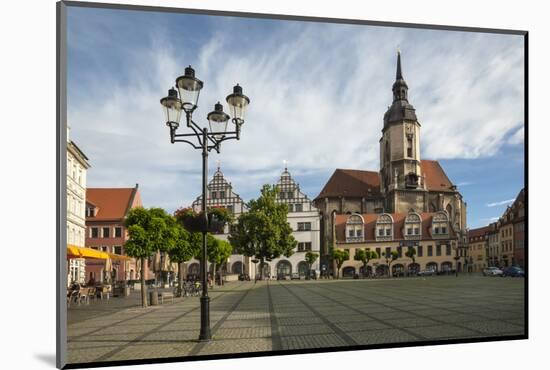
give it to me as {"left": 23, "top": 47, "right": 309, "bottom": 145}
{"left": 160, "top": 65, "right": 250, "bottom": 342}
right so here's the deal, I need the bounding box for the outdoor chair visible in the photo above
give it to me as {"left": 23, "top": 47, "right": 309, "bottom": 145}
{"left": 77, "top": 287, "right": 89, "bottom": 304}
{"left": 87, "top": 287, "right": 97, "bottom": 303}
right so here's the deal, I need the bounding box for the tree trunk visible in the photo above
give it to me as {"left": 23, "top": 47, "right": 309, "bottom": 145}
{"left": 177, "top": 262, "right": 184, "bottom": 297}
{"left": 363, "top": 262, "right": 367, "bottom": 278}
{"left": 141, "top": 257, "right": 147, "bottom": 308}
{"left": 260, "top": 257, "right": 264, "bottom": 280}
{"left": 211, "top": 262, "right": 216, "bottom": 289}
{"left": 337, "top": 267, "right": 340, "bottom": 279}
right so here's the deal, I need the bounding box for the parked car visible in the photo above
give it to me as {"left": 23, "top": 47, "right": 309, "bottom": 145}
{"left": 417, "top": 269, "right": 436, "bottom": 276}
{"left": 482, "top": 267, "right": 503, "bottom": 276}
{"left": 277, "top": 273, "right": 289, "bottom": 280}
{"left": 502, "top": 266, "right": 525, "bottom": 277}
{"left": 291, "top": 272, "right": 300, "bottom": 280}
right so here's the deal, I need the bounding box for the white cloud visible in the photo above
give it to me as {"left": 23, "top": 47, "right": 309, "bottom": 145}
{"left": 68, "top": 15, "right": 524, "bottom": 211}
{"left": 508, "top": 126, "right": 524, "bottom": 145}
{"left": 487, "top": 199, "right": 515, "bottom": 207}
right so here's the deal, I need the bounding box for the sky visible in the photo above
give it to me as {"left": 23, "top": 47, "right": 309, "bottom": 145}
{"left": 66, "top": 6, "right": 525, "bottom": 229}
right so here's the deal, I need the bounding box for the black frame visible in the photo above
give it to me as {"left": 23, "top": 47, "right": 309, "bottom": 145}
{"left": 57, "top": 1, "right": 528, "bottom": 369}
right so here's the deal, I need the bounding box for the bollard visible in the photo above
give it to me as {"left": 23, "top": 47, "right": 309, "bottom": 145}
{"left": 149, "top": 290, "right": 159, "bottom": 305}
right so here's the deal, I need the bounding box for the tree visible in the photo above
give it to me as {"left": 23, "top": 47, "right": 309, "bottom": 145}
{"left": 405, "top": 247, "right": 417, "bottom": 276}
{"left": 229, "top": 184, "right": 296, "bottom": 280}
{"left": 207, "top": 237, "right": 233, "bottom": 287}
{"left": 124, "top": 207, "right": 177, "bottom": 308}
{"left": 166, "top": 222, "right": 199, "bottom": 297}
{"left": 304, "top": 251, "right": 319, "bottom": 280}
{"left": 332, "top": 249, "right": 349, "bottom": 279}
{"left": 382, "top": 250, "right": 399, "bottom": 278}
{"left": 354, "top": 249, "right": 379, "bottom": 278}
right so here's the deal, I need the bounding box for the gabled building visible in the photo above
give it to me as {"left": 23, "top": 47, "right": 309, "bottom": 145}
{"left": 190, "top": 165, "right": 252, "bottom": 277}
{"left": 314, "top": 52, "right": 468, "bottom": 273}
{"left": 468, "top": 226, "right": 490, "bottom": 272}
{"left": 260, "top": 166, "right": 321, "bottom": 278}
{"left": 85, "top": 185, "right": 142, "bottom": 283}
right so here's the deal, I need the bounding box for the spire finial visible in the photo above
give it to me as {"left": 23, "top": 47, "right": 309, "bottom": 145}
{"left": 283, "top": 159, "right": 288, "bottom": 171}
{"left": 216, "top": 159, "right": 221, "bottom": 172}
{"left": 396, "top": 49, "right": 403, "bottom": 80}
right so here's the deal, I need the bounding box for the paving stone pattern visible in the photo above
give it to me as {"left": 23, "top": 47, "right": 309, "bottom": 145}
{"left": 67, "top": 276, "right": 525, "bottom": 364}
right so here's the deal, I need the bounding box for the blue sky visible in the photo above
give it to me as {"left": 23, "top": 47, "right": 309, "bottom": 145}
{"left": 67, "top": 6, "right": 525, "bottom": 229}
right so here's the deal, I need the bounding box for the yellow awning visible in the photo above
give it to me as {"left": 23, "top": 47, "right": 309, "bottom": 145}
{"left": 67, "top": 245, "right": 110, "bottom": 260}
{"left": 107, "top": 252, "right": 132, "bottom": 261}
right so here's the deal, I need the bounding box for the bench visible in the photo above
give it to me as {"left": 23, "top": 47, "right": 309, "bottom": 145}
{"left": 159, "top": 292, "right": 174, "bottom": 304}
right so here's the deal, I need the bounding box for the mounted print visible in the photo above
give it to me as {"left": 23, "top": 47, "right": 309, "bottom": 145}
{"left": 56, "top": 1, "right": 527, "bottom": 368}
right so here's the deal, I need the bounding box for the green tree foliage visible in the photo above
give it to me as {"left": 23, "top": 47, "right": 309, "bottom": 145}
{"left": 382, "top": 250, "right": 399, "bottom": 278}
{"left": 405, "top": 247, "right": 417, "bottom": 275}
{"left": 229, "top": 184, "right": 296, "bottom": 280}
{"left": 332, "top": 249, "right": 349, "bottom": 279}
{"left": 124, "top": 207, "right": 177, "bottom": 307}
{"left": 354, "top": 248, "right": 379, "bottom": 278}
{"left": 207, "top": 238, "right": 233, "bottom": 286}
{"left": 304, "top": 251, "right": 319, "bottom": 280}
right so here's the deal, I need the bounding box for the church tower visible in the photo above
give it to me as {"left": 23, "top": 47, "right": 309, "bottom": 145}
{"left": 379, "top": 51, "right": 426, "bottom": 212}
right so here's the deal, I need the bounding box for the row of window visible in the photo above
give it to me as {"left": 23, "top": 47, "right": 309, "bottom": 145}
{"left": 90, "top": 245, "right": 123, "bottom": 255}
{"left": 89, "top": 226, "right": 123, "bottom": 239}
{"left": 297, "top": 222, "right": 312, "bottom": 231}
{"left": 67, "top": 157, "right": 84, "bottom": 186}
{"left": 297, "top": 242, "right": 312, "bottom": 252}
{"left": 344, "top": 244, "right": 453, "bottom": 260}
{"left": 278, "top": 191, "right": 295, "bottom": 199}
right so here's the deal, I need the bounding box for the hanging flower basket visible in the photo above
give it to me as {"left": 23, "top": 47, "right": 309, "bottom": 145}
{"left": 174, "top": 206, "right": 232, "bottom": 233}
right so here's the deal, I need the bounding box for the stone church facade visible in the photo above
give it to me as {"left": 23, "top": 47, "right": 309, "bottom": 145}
{"left": 313, "top": 52, "right": 468, "bottom": 272}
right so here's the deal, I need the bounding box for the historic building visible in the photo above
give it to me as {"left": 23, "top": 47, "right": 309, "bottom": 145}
{"left": 66, "top": 126, "right": 91, "bottom": 284}
{"left": 333, "top": 211, "right": 461, "bottom": 277}
{"left": 188, "top": 165, "right": 321, "bottom": 279}
{"left": 468, "top": 226, "right": 490, "bottom": 272}
{"left": 314, "top": 52, "right": 468, "bottom": 274}
{"left": 261, "top": 166, "right": 321, "bottom": 279}
{"left": 85, "top": 185, "right": 142, "bottom": 283}
{"left": 486, "top": 188, "right": 525, "bottom": 268}
{"left": 189, "top": 164, "right": 252, "bottom": 278}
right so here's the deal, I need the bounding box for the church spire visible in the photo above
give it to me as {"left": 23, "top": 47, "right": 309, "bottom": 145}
{"left": 396, "top": 50, "right": 403, "bottom": 80}
{"left": 392, "top": 50, "right": 408, "bottom": 103}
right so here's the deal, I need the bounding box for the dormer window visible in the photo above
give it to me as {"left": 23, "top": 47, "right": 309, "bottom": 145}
{"left": 346, "top": 214, "right": 364, "bottom": 242}
{"left": 376, "top": 213, "right": 394, "bottom": 241}
{"left": 405, "top": 211, "right": 422, "bottom": 239}
{"left": 432, "top": 211, "right": 450, "bottom": 237}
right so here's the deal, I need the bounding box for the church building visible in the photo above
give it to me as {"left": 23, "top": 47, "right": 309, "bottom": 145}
{"left": 314, "top": 52, "right": 469, "bottom": 275}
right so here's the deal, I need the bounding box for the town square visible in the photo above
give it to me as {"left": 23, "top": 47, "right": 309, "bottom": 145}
{"left": 62, "top": 3, "right": 526, "bottom": 367}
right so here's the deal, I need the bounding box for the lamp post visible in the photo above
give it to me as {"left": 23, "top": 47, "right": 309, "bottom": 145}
{"left": 160, "top": 66, "right": 250, "bottom": 342}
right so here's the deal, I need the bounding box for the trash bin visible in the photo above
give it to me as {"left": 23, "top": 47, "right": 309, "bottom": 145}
{"left": 149, "top": 290, "right": 158, "bottom": 305}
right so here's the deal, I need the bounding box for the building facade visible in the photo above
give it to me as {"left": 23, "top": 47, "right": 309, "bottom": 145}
{"left": 333, "top": 211, "right": 460, "bottom": 277}
{"left": 85, "top": 185, "right": 142, "bottom": 283}
{"left": 314, "top": 52, "right": 468, "bottom": 273}
{"left": 189, "top": 165, "right": 253, "bottom": 278}
{"left": 468, "top": 226, "right": 490, "bottom": 272}
{"left": 262, "top": 167, "right": 321, "bottom": 278}
{"left": 187, "top": 166, "right": 321, "bottom": 279}
{"left": 67, "top": 126, "right": 90, "bottom": 284}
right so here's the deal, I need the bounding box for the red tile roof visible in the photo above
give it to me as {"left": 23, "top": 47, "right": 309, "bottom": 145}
{"left": 334, "top": 212, "right": 440, "bottom": 242}
{"left": 86, "top": 186, "right": 140, "bottom": 221}
{"left": 316, "top": 169, "right": 381, "bottom": 199}
{"left": 316, "top": 160, "right": 455, "bottom": 200}
{"left": 468, "top": 226, "right": 490, "bottom": 238}
{"left": 420, "top": 160, "right": 454, "bottom": 192}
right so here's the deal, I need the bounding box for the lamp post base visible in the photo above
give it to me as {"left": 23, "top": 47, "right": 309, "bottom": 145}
{"left": 198, "top": 296, "right": 211, "bottom": 341}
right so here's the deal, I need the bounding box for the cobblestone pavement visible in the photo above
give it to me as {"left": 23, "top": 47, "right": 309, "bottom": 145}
{"left": 67, "top": 276, "right": 525, "bottom": 365}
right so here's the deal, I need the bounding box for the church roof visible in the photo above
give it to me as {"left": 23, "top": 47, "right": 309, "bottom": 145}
{"left": 315, "top": 169, "right": 381, "bottom": 200}
{"left": 315, "top": 160, "right": 455, "bottom": 200}
{"left": 420, "top": 160, "right": 454, "bottom": 192}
